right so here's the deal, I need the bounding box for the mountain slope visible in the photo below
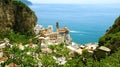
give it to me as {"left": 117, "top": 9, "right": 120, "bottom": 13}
{"left": 99, "top": 16, "right": 120, "bottom": 52}
{"left": 0, "top": 0, "right": 37, "bottom": 38}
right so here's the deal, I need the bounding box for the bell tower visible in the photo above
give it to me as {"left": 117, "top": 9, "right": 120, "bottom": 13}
{"left": 56, "top": 22, "right": 59, "bottom": 32}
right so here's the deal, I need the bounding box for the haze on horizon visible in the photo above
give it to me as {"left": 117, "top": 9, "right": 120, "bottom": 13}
{"left": 28, "top": 0, "right": 120, "bottom": 4}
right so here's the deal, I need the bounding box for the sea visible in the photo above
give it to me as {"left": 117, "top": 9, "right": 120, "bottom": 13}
{"left": 29, "top": 4, "right": 120, "bottom": 44}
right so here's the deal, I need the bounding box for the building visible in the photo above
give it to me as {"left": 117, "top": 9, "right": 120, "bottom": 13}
{"left": 34, "top": 24, "right": 43, "bottom": 34}
{"left": 37, "top": 22, "right": 72, "bottom": 45}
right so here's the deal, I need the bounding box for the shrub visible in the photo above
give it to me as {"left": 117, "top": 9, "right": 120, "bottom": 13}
{"left": 7, "top": 31, "right": 30, "bottom": 44}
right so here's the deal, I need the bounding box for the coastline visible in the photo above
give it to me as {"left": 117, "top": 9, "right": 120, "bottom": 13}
{"left": 34, "top": 23, "right": 100, "bottom": 55}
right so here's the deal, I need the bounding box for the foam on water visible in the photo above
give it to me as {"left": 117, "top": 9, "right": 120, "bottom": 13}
{"left": 70, "top": 30, "right": 79, "bottom": 33}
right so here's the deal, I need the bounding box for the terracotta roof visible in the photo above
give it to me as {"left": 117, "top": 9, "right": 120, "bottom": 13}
{"left": 41, "top": 29, "right": 49, "bottom": 35}
{"left": 58, "top": 28, "right": 67, "bottom": 33}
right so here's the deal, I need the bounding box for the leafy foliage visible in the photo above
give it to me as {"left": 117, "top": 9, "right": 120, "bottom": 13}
{"left": 0, "top": 0, "right": 37, "bottom": 40}
{"left": 40, "top": 54, "right": 56, "bottom": 67}
{"left": 106, "top": 16, "right": 120, "bottom": 34}
{"left": 2, "top": 45, "right": 38, "bottom": 66}
{"left": 7, "top": 31, "right": 30, "bottom": 44}
{"left": 12, "top": 0, "right": 36, "bottom": 35}
{"left": 99, "top": 16, "right": 120, "bottom": 52}
{"left": 1, "top": 41, "right": 120, "bottom": 67}
{"left": 99, "top": 49, "right": 120, "bottom": 67}
{"left": 48, "top": 43, "right": 70, "bottom": 58}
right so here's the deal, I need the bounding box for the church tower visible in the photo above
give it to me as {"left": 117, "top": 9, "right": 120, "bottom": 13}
{"left": 56, "top": 22, "right": 59, "bottom": 32}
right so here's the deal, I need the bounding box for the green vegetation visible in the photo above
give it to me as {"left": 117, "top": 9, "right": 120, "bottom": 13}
{"left": 1, "top": 39, "right": 120, "bottom": 67}
{"left": 99, "top": 48, "right": 120, "bottom": 67}
{"left": 7, "top": 31, "right": 30, "bottom": 44}
{"left": 41, "top": 43, "right": 120, "bottom": 67}
{"left": 48, "top": 43, "right": 70, "bottom": 58}
{"left": 0, "top": 0, "right": 37, "bottom": 40}
{"left": 12, "top": 0, "right": 32, "bottom": 12}
{"left": 99, "top": 16, "right": 120, "bottom": 52}
{"left": 64, "top": 48, "right": 120, "bottom": 67}
{"left": 12, "top": 0, "right": 36, "bottom": 35}
{"left": 12, "top": 0, "right": 32, "bottom": 5}
{"left": 0, "top": 0, "right": 120, "bottom": 66}
{"left": 41, "top": 54, "right": 56, "bottom": 66}
{"left": 38, "top": 16, "right": 120, "bottom": 67}
{"left": 106, "top": 16, "right": 120, "bottom": 34}
{"left": 88, "top": 48, "right": 120, "bottom": 67}
{"left": 2, "top": 45, "right": 38, "bottom": 67}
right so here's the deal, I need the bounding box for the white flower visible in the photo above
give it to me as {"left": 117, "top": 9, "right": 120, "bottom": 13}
{"left": 38, "top": 62, "right": 42, "bottom": 67}
{"left": 26, "top": 52, "right": 31, "bottom": 55}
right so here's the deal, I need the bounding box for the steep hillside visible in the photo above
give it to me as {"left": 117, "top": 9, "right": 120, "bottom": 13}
{"left": 0, "top": 0, "right": 37, "bottom": 38}
{"left": 99, "top": 16, "right": 120, "bottom": 52}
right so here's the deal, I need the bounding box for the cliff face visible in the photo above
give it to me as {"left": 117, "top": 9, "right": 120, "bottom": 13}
{"left": 99, "top": 16, "right": 120, "bottom": 52}
{"left": 0, "top": 0, "right": 37, "bottom": 35}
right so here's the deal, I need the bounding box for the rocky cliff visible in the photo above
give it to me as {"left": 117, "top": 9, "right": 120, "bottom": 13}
{"left": 0, "top": 0, "right": 37, "bottom": 36}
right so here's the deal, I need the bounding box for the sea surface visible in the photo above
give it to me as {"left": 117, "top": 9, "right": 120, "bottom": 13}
{"left": 29, "top": 4, "right": 120, "bottom": 44}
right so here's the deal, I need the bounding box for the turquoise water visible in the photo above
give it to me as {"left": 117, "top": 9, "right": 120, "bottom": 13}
{"left": 29, "top": 4, "right": 120, "bottom": 44}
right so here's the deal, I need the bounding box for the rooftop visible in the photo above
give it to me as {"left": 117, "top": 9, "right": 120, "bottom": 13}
{"left": 98, "top": 46, "right": 111, "bottom": 52}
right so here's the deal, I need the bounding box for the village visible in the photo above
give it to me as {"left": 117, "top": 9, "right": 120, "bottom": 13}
{"left": 0, "top": 22, "right": 111, "bottom": 66}
{"left": 34, "top": 22, "right": 111, "bottom": 54}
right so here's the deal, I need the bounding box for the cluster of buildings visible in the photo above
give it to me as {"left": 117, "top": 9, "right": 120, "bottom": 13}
{"left": 34, "top": 22, "right": 111, "bottom": 56}
{"left": 0, "top": 22, "right": 111, "bottom": 66}
{"left": 34, "top": 22, "right": 72, "bottom": 46}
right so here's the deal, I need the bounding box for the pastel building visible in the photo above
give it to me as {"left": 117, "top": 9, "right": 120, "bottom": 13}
{"left": 38, "top": 22, "right": 72, "bottom": 45}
